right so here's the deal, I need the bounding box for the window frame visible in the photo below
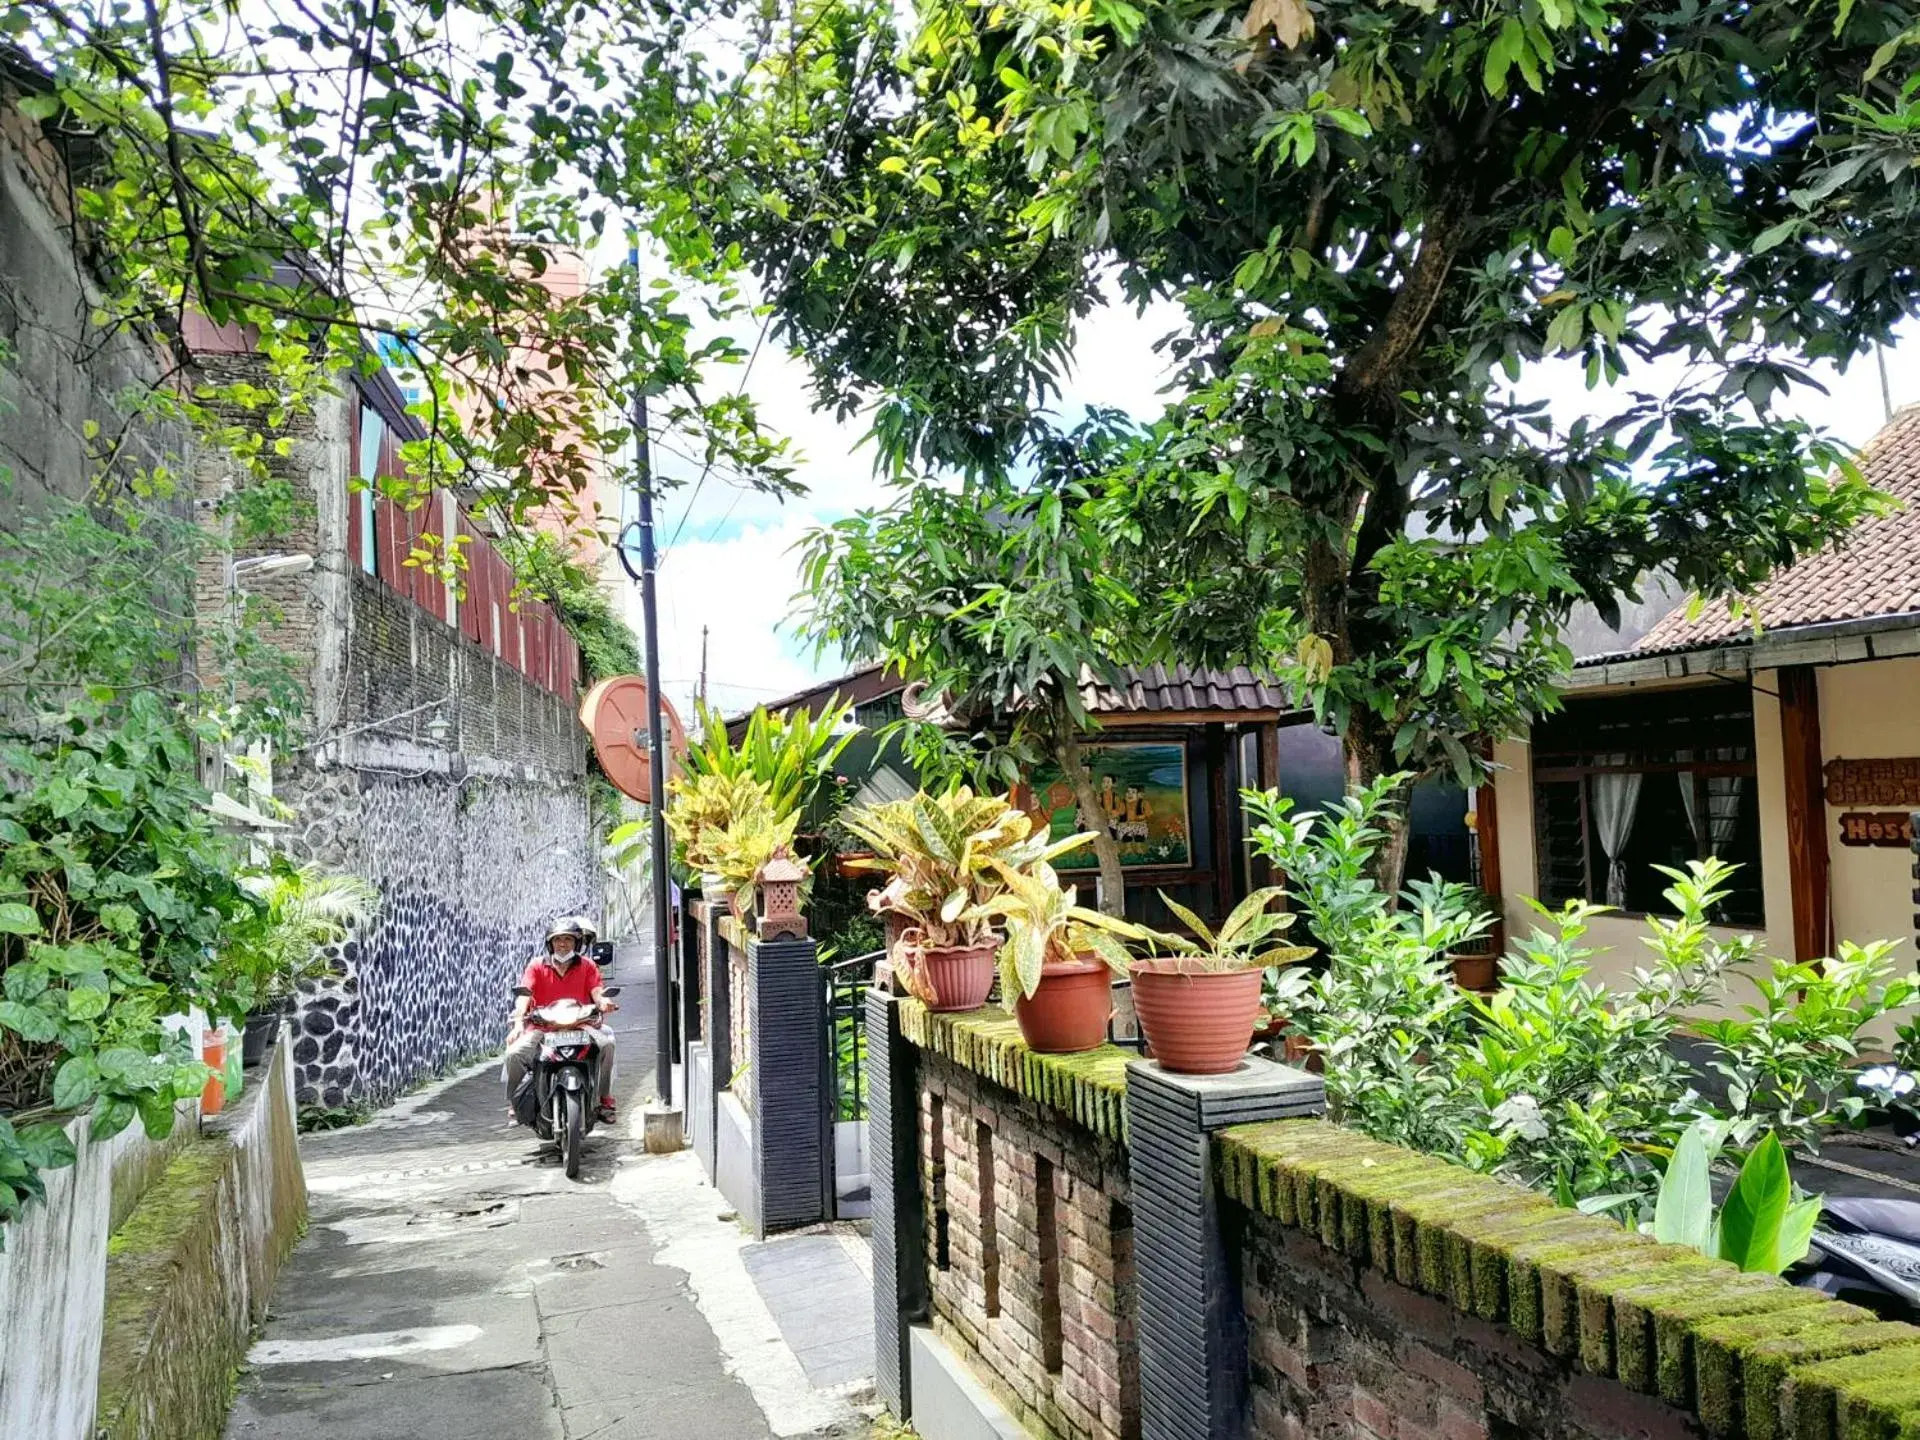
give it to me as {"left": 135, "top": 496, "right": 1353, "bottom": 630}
{"left": 1529, "top": 685, "right": 1763, "bottom": 923}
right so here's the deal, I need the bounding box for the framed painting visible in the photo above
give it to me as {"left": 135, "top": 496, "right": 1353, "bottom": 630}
{"left": 1019, "top": 742, "right": 1192, "bottom": 870}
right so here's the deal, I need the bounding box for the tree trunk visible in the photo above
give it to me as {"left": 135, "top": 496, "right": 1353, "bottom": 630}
{"left": 1058, "top": 726, "right": 1126, "bottom": 918}
{"left": 1343, "top": 713, "right": 1414, "bottom": 899}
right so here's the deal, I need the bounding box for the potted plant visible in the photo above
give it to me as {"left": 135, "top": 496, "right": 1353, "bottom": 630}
{"left": 979, "top": 848, "right": 1151, "bottom": 1053}
{"left": 841, "top": 787, "right": 1066, "bottom": 1011}
{"left": 1446, "top": 890, "right": 1502, "bottom": 990}
{"left": 707, "top": 801, "right": 802, "bottom": 924}
{"left": 1131, "top": 888, "right": 1314, "bottom": 1075}
{"left": 667, "top": 772, "right": 793, "bottom": 911}
{"left": 228, "top": 860, "right": 380, "bottom": 1067}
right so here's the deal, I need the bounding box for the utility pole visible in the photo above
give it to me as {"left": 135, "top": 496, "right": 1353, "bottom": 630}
{"left": 618, "top": 242, "right": 674, "bottom": 1110}
{"left": 698, "top": 625, "right": 708, "bottom": 711}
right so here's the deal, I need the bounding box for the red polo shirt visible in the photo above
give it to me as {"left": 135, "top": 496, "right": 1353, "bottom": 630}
{"left": 521, "top": 954, "right": 603, "bottom": 1010}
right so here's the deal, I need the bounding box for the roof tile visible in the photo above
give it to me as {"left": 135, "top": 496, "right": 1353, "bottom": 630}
{"left": 1637, "top": 404, "right": 1920, "bottom": 652}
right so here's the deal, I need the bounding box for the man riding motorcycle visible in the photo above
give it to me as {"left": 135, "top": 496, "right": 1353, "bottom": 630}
{"left": 505, "top": 917, "right": 618, "bottom": 1125}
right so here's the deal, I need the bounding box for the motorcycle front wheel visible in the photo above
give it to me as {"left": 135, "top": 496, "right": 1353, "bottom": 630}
{"left": 562, "top": 1088, "right": 585, "bottom": 1179}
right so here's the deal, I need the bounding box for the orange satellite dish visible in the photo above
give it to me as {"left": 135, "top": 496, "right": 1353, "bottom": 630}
{"left": 579, "top": 675, "right": 687, "bottom": 804}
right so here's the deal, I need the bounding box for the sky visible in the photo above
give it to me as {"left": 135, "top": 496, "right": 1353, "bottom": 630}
{"left": 617, "top": 292, "right": 1920, "bottom": 725}
{"left": 618, "top": 290, "right": 1190, "bottom": 720}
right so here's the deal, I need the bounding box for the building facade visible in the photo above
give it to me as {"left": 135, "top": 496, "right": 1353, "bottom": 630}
{"left": 1485, "top": 404, "right": 1920, "bottom": 1010}
{"left": 188, "top": 324, "right": 600, "bottom": 1109}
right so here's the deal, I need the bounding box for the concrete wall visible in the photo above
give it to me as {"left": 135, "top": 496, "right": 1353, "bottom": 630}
{"left": 95, "top": 1039, "right": 307, "bottom": 1440}
{"left": 0, "top": 1112, "right": 120, "bottom": 1440}
{"left": 0, "top": 75, "right": 192, "bottom": 522}
{"left": 0, "top": 1047, "right": 302, "bottom": 1440}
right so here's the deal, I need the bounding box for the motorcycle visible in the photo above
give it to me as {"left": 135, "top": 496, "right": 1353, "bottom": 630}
{"left": 1787, "top": 1066, "right": 1920, "bottom": 1319}
{"left": 512, "top": 987, "right": 619, "bottom": 1179}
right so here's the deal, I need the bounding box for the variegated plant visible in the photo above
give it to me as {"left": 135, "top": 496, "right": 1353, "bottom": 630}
{"left": 976, "top": 854, "right": 1153, "bottom": 1005}
{"left": 841, "top": 787, "right": 1090, "bottom": 1002}
{"left": 1151, "top": 887, "right": 1316, "bottom": 974}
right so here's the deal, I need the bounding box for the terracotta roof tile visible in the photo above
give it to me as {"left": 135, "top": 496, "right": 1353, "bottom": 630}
{"left": 1637, "top": 404, "right": 1920, "bottom": 653}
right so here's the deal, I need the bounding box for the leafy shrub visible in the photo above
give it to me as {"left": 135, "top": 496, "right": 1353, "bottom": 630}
{"left": 1245, "top": 777, "right": 1890, "bottom": 1211}
{"left": 1695, "top": 942, "right": 1920, "bottom": 1153}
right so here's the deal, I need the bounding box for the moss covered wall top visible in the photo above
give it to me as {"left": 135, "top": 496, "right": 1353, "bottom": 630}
{"left": 897, "top": 1001, "right": 1131, "bottom": 1144}
{"left": 1218, "top": 1120, "right": 1920, "bottom": 1440}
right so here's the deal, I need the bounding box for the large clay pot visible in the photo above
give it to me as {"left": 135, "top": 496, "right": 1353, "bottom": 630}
{"left": 1131, "top": 959, "right": 1264, "bottom": 1075}
{"left": 1449, "top": 951, "right": 1498, "bottom": 991}
{"left": 919, "top": 942, "right": 997, "bottom": 1012}
{"left": 1014, "top": 958, "right": 1113, "bottom": 1054}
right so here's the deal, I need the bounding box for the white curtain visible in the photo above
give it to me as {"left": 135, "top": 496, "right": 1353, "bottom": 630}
{"left": 1590, "top": 754, "right": 1643, "bottom": 907}
{"left": 1677, "top": 750, "right": 1748, "bottom": 857}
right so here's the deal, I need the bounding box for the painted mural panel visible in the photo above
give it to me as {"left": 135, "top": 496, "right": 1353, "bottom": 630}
{"left": 1022, "top": 742, "right": 1192, "bottom": 870}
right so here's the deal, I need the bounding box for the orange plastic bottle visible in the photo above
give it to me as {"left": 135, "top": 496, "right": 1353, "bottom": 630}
{"left": 201, "top": 1029, "right": 226, "bottom": 1116}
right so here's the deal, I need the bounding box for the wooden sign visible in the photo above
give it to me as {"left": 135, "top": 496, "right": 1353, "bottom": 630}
{"left": 1838, "top": 811, "right": 1914, "bottom": 848}
{"left": 1825, "top": 757, "right": 1920, "bottom": 807}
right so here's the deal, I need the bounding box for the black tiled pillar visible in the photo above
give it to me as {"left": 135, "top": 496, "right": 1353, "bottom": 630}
{"left": 866, "top": 991, "right": 927, "bottom": 1417}
{"left": 1127, "top": 1057, "right": 1326, "bottom": 1440}
{"left": 747, "top": 935, "right": 826, "bottom": 1234}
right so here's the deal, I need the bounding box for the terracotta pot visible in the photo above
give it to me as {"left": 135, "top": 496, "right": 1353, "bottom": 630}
{"left": 1014, "top": 958, "right": 1113, "bottom": 1054}
{"left": 919, "top": 942, "right": 997, "bottom": 1012}
{"left": 1449, "top": 951, "right": 1498, "bottom": 991}
{"left": 1283, "top": 1032, "right": 1325, "bottom": 1074}
{"left": 1251, "top": 1009, "right": 1288, "bottom": 1044}
{"left": 1130, "top": 959, "right": 1264, "bottom": 1075}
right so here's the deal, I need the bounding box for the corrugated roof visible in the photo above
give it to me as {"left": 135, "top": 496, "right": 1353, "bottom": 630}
{"left": 1637, "top": 404, "right": 1920, "bottom": 653}
{"left": 739, "top": 661, "right": 1291, "bottom": 726}
{"left": 1080, "top": 663, "right": 1290, "bottom": 715}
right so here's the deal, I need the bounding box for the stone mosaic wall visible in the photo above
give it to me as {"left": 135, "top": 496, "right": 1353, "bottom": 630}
{"left": 282, "top": 765, "right": 596, "bottom": 1108}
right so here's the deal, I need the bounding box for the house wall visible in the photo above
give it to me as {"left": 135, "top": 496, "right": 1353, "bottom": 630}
{"left": 1817, "top": 656, "right": 1920, "bottom": 962}
{"left": 192, "top": 345, "right": 598, "bottom": 1108}
{"left": 1490, "top": 672, "right": 1794, "bottom": 1016}
{"left": 1492, "top": 658, "right": 1920, "bottom": 1023}
{"left": 0, "top": 76, "right": 193, "bottom": 523}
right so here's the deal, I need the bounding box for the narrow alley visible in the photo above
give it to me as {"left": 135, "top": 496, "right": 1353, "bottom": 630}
{"left": 223, "top": 964, "right": 874, "bottom": 1440}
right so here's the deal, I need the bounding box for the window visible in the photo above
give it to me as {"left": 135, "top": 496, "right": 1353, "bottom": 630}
{"left": 1531, "top": 686, "right": 1763, "bottom": 925}
{"left": 356, "top": 407, "right": 383, "bottom": 575}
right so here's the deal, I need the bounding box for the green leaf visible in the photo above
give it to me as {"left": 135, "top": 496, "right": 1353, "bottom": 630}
{"left": 138, "top": 1090, "right": 179, "bottom": 1140}
{"left": 1652, "top": 1124, "right": 1713, "bottom": 1253}
{"left": 0, "top": 902, "right": 41, "bottom": 936}
{"left": 1717, "top": 1134, "right": 1792, "bottom": 1273}
{"left": 90, "top": 1097, "right": 136, "bottom": 1142}
{"left": 0, "top": 999, "right": 58, "bottom": 1044}
{"left": 51, "top": 1054, "right": 100, "bottom": 1113}
{"left": 1775, "top": 1196, "right": 1821, "bottom": 1274}
{"left": 67, "top": 987, "right": 110, "bottom": 1021}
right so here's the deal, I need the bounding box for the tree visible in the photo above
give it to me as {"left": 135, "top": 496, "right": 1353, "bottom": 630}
{"left": 798, "top": 417, "right": 1145, "bottom": 913}
{"left": 7, "top": 1, "right": 797, "bottom": 542}
{"left": 676, "top": 0, "right": 1920, "bottom": 884}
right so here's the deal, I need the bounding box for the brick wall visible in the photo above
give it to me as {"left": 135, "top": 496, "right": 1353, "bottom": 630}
{"left": 1243, "top": 1213, "right": 1692, "bottom": 1440}
{"left": 889, "top": 1007, "right": 1920, "bottom": 1440}
{"left": 919, "top": 1050, "right": 1140, "bottom": 1440}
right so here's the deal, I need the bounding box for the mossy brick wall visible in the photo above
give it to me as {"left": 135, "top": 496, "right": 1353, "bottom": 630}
{"left": 1218, "top": 1121, "right": 1920, "bottom": 1440}
{"left": 905, "top": 1003, "right": 1141, "bottom": 1440}
{"left": 896, "top": 1003, "right": 1920, "bottom": 1440}
{"left": 94, "top": 1039, "right": 307, "bottom": 1440}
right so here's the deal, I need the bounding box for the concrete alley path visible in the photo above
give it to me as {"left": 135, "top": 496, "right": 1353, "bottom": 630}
{"left": 226, "top": 962, "right": 868, "bottom": 1440}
